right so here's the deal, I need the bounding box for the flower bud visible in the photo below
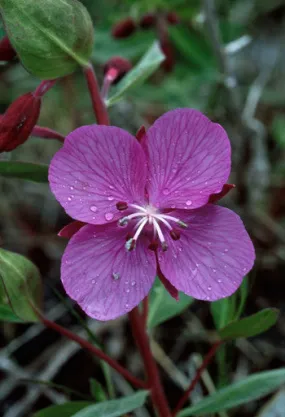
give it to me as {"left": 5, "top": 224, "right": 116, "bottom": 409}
{"left": 112, "top": 18, "right": 136, "bottom": 38}
{"left": 166, "top": 12, "right": 180, "bottom": 25}
{"left": 0, "top": 0, "right": 94, "bottom": 79}
{"left": 0, "top": 93, "right": 41, "bottom": 152}
{"left": 0, "top": 36, "right": 16, "bottom": 61}
{"left": 103, "top": 56, "right": 132, "bottom": 83}
{"left": 139, "top": 13, "right": 156, "bottom": 29}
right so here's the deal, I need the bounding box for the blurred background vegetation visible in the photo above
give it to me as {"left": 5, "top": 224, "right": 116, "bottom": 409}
{"left": 1, "top": 1, "right": 285, "bottom": 416}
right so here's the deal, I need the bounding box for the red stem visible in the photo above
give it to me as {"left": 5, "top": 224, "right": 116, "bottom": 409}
{"left": 142, "top": 296, "right": 149, "bottom": 326}
{"left": 83, "top": 63, "right": 110, "bottom": 125}
{"left": 172, "top": 341, "right": 222, "bottom": 416}
{"left": 33, "top": 80, "right": 57, "bottom": 97}
{"left": 129, "top": 307, "right": 172, "bottom": 417}
{"left": 40, "top": 314, "right": 146, "bottom": 389}
{"left": 31, "top": 126, "right": 65, "bottom": 142}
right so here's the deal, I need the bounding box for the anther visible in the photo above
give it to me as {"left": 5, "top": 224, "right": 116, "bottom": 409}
{"left": 126, "top": 238, "right": 136, "bottom": 251}
{"left": 170, "top": 229, "right": 180, "bottom": 241}
{"left": 118, "top": 217, "right": 128, "bottom": 226}
{"left": 178, "top": 220, "right": 188, "bottom": 229}
{"left": 161, "top": 241, "right": 168, "bottom": 252}
{"left": 116, "top": 201, "right": 128, "bottom": 211}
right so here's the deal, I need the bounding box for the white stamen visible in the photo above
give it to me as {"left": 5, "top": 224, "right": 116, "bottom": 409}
{"left": 152, "top": 218, "right": 167, "bottom": 246}
{"left": 155, "top": 215, "right": 172, "bottom": 230}
{"left": 129, "top": 204, "right": 148, "bottom": 213}
{"left": 133, "top": 217, "right": 148, "bottom": 241}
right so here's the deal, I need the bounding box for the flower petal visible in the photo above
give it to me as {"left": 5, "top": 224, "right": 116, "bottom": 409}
{"left": 158, "top": 205, "right": 255, "bottom": 301}
{"left": 61, "top": 223, "right": 156, "bottom": 320}
{"left": 144, "top": 109, "right": 231, "bottom": 210}
{"left": 49, "top": 125, "right": 147, "bottom": 225}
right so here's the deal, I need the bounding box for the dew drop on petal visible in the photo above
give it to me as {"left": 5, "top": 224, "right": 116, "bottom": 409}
{"left": 212, "top": 269, "right": 217, "bottom": 273}
{"left": 218, "top": 279, "right": 222, "bottom": 283}
{"left": 125, "top": 303, "right": 129, "bottom": 309}
{"left": 112, "top": 272, "right": 120, "bottom": 280}
{"left": 90, "top": 206, "right": 98, "bottom": 213}
{"left": 108, "top": 196, "right": 114, "bottom": 201}
{"left": 70, "top": 186, "right": 74, "bottom": 190}
{"left": 67, "top": 197, "right": 72, "bottom": 201}
{"left": 109, "top": 185, "right": 114, "bottom": 189}
{"left": 91, "top": 279, "right": 96, "bottom": 284}
{"left": 207, "top": 286, "right": 212, "bottom": 291}
{"left": 105, "top": 212, "right": 114, "bottom": 221}
{"left": 163, "top": 188, "right": 170, "bottom": 196}
{"left": 224, "top": 248, "right": 228, "bottom": 253}
{"left": 186, "top": 200, "right": 192, "bottom": 206}
{"left": 131, "top": 281, "right": 136, "bottom": 286}
{"left": 126, "top": 288, "right": 130, "bottom": 293}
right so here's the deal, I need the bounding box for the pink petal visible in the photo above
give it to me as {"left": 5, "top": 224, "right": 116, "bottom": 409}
{"left": 61, "top": 223, "right": 156, "bottom": 320}
{"left": 49, "top": 125, "right": 147, "bottom": 225}
{"left": 58, "top": 221, "right": 86, "bottom": 238}
{"left": 208, "top": 184, "right": 235, "bottom": 203}
{"left": 144, "top": 109, "right": 231, "bottom": 210}
{"left": 157, "top": 205, "right": 255, "bottom": 301}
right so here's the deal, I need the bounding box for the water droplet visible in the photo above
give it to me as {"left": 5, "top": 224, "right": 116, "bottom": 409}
{"left": 212, "top": 269, "right": 217, "bottom": 273}
{"left": 112, "top": 272, "right": 120, "bottom": 280}
{"left": 109, "top": 185, "right": 114, "bottom": 189}
{"left": 224, "top": 248, "right": 228, "bottom": 253}
{"left": 197, "top": 170, "right": 201, "bottom": 174}
{"left": 67, "top": 197, "right": 72, "bottom": 201}
{"left": 206, "top": 296, "right": 210, "bottom": 301}
{"left": 131, "top": 281, "right": 136, "bottom": 286}
{"left": 125, "top": 303, "right": 129, "bottom": 309}
{"left": 170, "top": 204, "right": 176, "bottom": 209}
{"left": 178, "top": 247, "right": 183, "bottom": 252}
{"left": 70, "top": 186, "right": 74, "bottom": 190}
{"left": 126, "top": 288, "right": 130, "bottom": 293}
{"left": 243, "top": 267, "right": 246, "bottom": 272}
{"left": 125, "top": 280, "right": 129, "bottom": 284}
{"left": 205, "top": 181, "right": 208, "bottom": 185}
{"left": 90, "top": 206, "right": 97, "bottom": 213}
{"left": 218, "top": 279, "right": 222, "bottom": 283}
{"left": 163, "top": 188, "right": 170, "bottom": 196}
{"left": 108, "top": 196, "right": 114, "bottom": 201}
{"left": 91, "top": 279, "right": 96, "bottom": 284}
{"left": 207, "top": 286, "right": 212, "bottom": 291}
{"left": 105, "top": 212, "right": 114, "bottom": 221}
{"left": 186, "top": 200, "right": 192, "bottom": 206}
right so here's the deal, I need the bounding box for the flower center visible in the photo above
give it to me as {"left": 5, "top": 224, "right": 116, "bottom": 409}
{"left": 116, "top": 202, "right": 187, "bottom": 251}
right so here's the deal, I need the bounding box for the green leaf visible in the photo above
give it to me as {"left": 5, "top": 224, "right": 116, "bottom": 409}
{"left": 89, "top": 378, "right": 107, "bottom": 402}
{"left": 0, "top": 0, "right": 94, "bottom": 79}
{"left": 147, "top": 278, "right": 193, "bottom": 329}
{"left": 218, "top": 308, "right": 279, "bottom": 341}
{"left": 271, "top": 115, "right": 285, "bottom": 149}
{"left": 93, "top": 28, "right": 154, "bottom": 64}
{"left": 0, "top": 161, "right": 48, "bottom": 182}
{"left": 33, "top": 402, "right": 92, "bottom": 417}
{"left": 0, "top": 304, "right": 24, "bottom": 322}
{"left": 106, "top": 42, "right": 165, "bottom": 107}
{"left": 178, "top": 368, "right": 285, "bottom": 416}
{"left": 72, "top": 391, "right": 149, "bottom": 417}
{"left": 0, "top": 249, "right": 42, "bottom": 322}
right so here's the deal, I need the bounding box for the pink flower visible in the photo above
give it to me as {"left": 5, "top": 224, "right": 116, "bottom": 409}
{"left": 49, "top": 109, "right": 255, "bottom": 321}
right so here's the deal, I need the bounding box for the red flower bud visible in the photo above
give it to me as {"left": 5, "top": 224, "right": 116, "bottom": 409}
{"left": 160, "top": 38, "right": 175, "bottom": 72}
{"left": 112, "top": 18, "right": 137, "bottom": 39}
{"left": 166, "top": 12, "right": 180, "bottom": 25}
{"left": 0, "top": 36, "right": 17, "bottom": 61}
{"left": 103, "top": 56, "right": 132, "bottom": 84}
{"left": 139, "top": 13, "right": 156, "bottom": 29}
{"left": 0, "top": 93, "right": 41, "bottom": 152}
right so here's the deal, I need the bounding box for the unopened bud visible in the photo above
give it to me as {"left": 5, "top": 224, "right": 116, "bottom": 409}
{"left": 0, "top": 93, "right": 41, "bottom": 152}
{"left": 0, "top": 0, "right": 94, "bottom": 79}
{"left": 139, "top": 13, "right": 156, "bottom": 29}
{"left": 166, "top": 12, "right": 180, "bottom": 25}
{"left": 112, "top": 18, "right": 136, "bottom": 39}
{"left": 103, "top": 57, "right": 132, "bottom": 84}
{"left": 0, "top": 36, "right": 16, "bottom": 61}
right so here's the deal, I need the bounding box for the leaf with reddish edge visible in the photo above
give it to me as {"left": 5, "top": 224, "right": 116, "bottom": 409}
{"left": 156, "top": 252, "right": 179, "bottom": 300}
{"left": 58, "top": 221, "right": 86, "bottom": 238}
{"left": 208, "top": 184, "right": 235, "bottom": 204}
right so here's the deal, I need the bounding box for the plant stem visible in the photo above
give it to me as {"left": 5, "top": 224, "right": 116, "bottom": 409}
{"left": 172, "top": 341, "right": 222, "bottom": 415}
{"left": 39, "top": 314, "right": 146, "bottom": 389}
{"left": 33, "top": 80, "right": 57, "bottom": 97}
{"left": 129, "top": 307, "right": 172, "bottom": 417}
{"left": 142, "top": 297, "right": 149, "bottom": 326}
{"left": 83, "top": 63, "right": 110, "bottom": 125}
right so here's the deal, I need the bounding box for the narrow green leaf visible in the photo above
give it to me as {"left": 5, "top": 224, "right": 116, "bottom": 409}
{"left": 147, "top": 278, "right": 193, "bottom": 329}
{"left": 0, "top": 0, "right": 94, "bottom": 78}
{"left": 33, "top": 402, "right": 92, "bottom": 417}
{"left": 89, "top": 378, "right": 107, "bottom": 402}
{"left": 0, "top": 161, "right": 48, "bottom": 182}
{"left": 0, "top": 249, "right": 42, "bottom": 322}
{"left": 219, "top": 308, "right": 279, "bottom": 340}
{"left": 210, "top": 297, "right": 236, "bottom": 330}
{"left": 106, "top": 42, "right": 165, "bottom": 107}
{"left": 72, "top": 391, "right": 149, "bottom": 417}
{"left": 178, "top": 368, "right": 285, "bottom": 416}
